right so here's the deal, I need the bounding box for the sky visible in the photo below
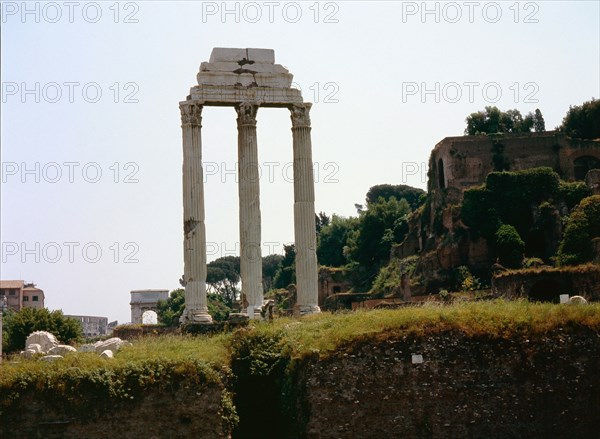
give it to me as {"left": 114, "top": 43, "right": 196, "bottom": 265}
{"left": 1, "top": 1, "right": 599, "bottom": 324}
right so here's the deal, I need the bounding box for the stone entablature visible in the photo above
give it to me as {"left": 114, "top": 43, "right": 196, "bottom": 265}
{"left": 187, "top": 47, "right": 302, "bottom": 107}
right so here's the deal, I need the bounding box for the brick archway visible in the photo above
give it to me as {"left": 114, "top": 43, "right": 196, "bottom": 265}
{"left": 573, "top": 155, "right": 600, "bottom": 180}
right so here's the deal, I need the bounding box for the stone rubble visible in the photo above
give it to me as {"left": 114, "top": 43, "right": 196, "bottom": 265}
{"left": 25, "top": 331, "right": 58, "bottom": 353}
{"left": 18, "top": 332, "right": 129, "bottom": 361}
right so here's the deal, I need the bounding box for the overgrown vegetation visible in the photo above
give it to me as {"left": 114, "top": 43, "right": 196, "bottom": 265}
{"left": 461, "top": 167, "right": 588, "bottom": 262}
{"left": 2, "top": 307, "right": 83, "bottom": 354}
{"left": 371, "top": 255, "right": 418, "bottom": 298}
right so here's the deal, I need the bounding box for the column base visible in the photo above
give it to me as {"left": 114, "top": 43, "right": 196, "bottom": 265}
{"left": 179, "top": 308, "right": 213, "bottom": 324}
{"left": 293, "top": 304, "right": 321, "bottom": 317}
{"left": 245, "top": 306, "right": 264, "bottom": 320}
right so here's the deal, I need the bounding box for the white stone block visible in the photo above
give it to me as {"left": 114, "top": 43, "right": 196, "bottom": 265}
{"left": 26, "top": 331, "right": 58, "bottom": 353}
{"left": 48, "top": 345, "right": 77, "bottom": 356}
{"left": 201, "top": 61, "right": 240, "bottom": 72}
{"left": 21, "top": 349, "right": 37, "bottom": 359}
{"left": 99, "top": 349, "right": 114, "bottom": 359}
{"left": 26, "top": 343, "right": 42, "bottom": 353}
{"left": 209, "top": 48, "right": 275, "bottom": 64}
{"left": 255, "top": 73, "right": 293, "bottom": 88}
{"left": 40, "top": 355, "right": 63, "bottom": 362}
{"left": 209, "top": 48, "right": 247, "bottom": 63}
{"left": 197, "top": 72, "right": 257, "bottom": 87}
{"left": 200, "top": 61, "right": 288, "bottom": 75}
{"left": 78, "top": 344, "right": 96, "bottom": 353}
{"left": 94, "top": 337, "right": 129, "bottom": 354}
{"left": 559, "top": 294, "right": 570, "bottom": 304}
{"left": 247, "top": 48, "right": 275, "bottom": 64}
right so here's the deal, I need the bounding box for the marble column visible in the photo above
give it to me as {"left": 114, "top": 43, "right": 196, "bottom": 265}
{"left": 236, "top": 102, "right": 264, "bottom": 318}
{"left": 290, "top": 103, "right": 321, "bottom": 316}
{"left": 179, "top": 102, "right": 212, "bottom": 324}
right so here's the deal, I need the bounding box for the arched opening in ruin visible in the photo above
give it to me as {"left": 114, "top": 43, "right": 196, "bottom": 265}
{"left": 529, "top": 279, "right": 566, "bottom": 303}
{"left": 574, "top": 155, "right": 600, "bottom": 181}
{"left": 142, "top": 310, "right": 158, "bottom": 325}
{"left": 438, "top": 158, "right": 445, "bottom": 188}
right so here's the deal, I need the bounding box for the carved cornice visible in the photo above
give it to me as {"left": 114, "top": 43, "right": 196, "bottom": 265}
{"left": 290, "top": 103, "right": 312, "bottom": 128}
{"left": 180, "top": 102, "right": 203, "bottom": 126}
{"left": 235, "top": 102, "right": 259, "bottom": 126}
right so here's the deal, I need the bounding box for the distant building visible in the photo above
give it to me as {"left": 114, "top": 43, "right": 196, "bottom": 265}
{"left": 130, "top": 289, "right": 169, "bottom": 324}
{"left": 65, "top": 315, "right": 109, "bottom": 337}
{"left": 107, "top": 320, "right": 119, "bottom": 335}
{"left": 0, "top": 280, "right": 45, "bottom": 312}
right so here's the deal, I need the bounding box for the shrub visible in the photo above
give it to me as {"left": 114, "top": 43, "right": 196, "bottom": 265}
{"left": 454, "top": 266, "right": 482, "bottom": 292}
{"left": 523, "top": 257, "right": 545, "bottom": 268}
{"left": 495, "top": 225, "right": 525, "bottom": 268}
{"left": 558, "top": 195, "right": 600, "bottom": 265}
{"left": 2, "top": 308, "right": 83, "bottom": 353}
{"left": 558, "top": 181, "right": 592, "bottom": 210}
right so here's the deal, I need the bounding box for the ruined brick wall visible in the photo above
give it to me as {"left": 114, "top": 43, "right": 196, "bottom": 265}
{"left": 492, "top": 265, "right": 600, "bottom": 301}
{"left": 394, "top": 132, "right": 600, "bottom": 275}
{"left": 428, "top": 132, "right": 600, "bottom": 198}
{"left": 318, "top": 267, "right": 352, "bottom": 307}
{"left": 295, "top": 330, "right": 600, "bottom": 439}
{"left": 1, "top": 378, "right": 231, "bottom": 439}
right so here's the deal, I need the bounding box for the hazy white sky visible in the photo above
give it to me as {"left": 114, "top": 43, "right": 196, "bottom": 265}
{"left": 1, "top": 1, "right": 599, "bottom": 324}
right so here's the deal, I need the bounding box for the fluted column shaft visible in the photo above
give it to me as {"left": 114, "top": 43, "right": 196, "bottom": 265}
{"left": 290, "top": 103, "right": 321, "bottom": 316}
{"left": 236, "top": 103, "right": 263, "bottom": 317}
{"left": 180, "top": 102, "right": 212, "bottom": 323}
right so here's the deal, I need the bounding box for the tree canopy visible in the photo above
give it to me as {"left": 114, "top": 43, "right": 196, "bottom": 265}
{"left": 558, "top": 98, "right": 600, "bottom": 139}
{"left": 317, "top": 215, "right": 359, "bottom": 267}
{"left": 464, "top": 106, "right": 544, "bottom": 135}
{"left": 345, "top": 196, "right": 411, "bottom": 290}
{"left": 206, "top": 256, "right": 240, "bottom": 307}
{"left": 272, "top": 244, "right": 296, "bottom": 289}
{"left": 365, "top": 184, "right": 426, "bottom": 210}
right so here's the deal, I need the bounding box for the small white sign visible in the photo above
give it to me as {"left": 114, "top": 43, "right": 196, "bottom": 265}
{"left": 560, "top": 294, "right": 570, "bottom": 304}
{"left": 412, "top": 354, "right": 424, "bottom": 364}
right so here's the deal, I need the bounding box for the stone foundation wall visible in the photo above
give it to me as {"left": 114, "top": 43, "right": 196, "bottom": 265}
{"left": 296, "top": 330, "right": 600, "bottom": 439}
{"left": 1, "top": 376, "right": 231, "bottom": 439}
{"left": 4, "top": 323, "right": 600, "bottom": 439}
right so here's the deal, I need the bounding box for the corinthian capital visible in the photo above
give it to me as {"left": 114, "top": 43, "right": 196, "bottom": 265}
{"left": 180, "top": 102, "right": 203, "bottom": 126}
{"left": 235, "top": 102, "right": 259, "bottom": 126}
{"left": 290, "top": 103, "right": 312, "bottom": 127}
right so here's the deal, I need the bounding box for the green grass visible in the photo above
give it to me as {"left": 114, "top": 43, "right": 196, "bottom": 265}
{"left": 2, "top": 301, "right": 600, "bottom": 389}
{"left": 245, "top": 300, "right": 600, "bottom": 360}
